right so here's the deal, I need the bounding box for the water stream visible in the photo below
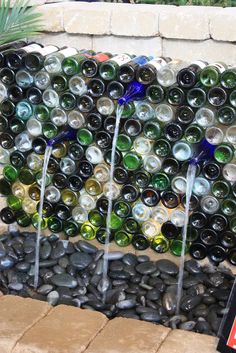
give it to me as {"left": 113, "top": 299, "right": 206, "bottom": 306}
{"left": 101, "top": 104, "right": 124, "bottom": 301}
{"left": 176, "top": 162, "right": 197, "bottom": 314}
{"left": 34, "top": 145, "right": 52, "bottom": 289}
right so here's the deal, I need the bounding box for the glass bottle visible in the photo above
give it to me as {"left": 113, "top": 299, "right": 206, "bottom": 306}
{"left": 116, "top": 134, "right": 132, "bottom": 152}
{"left": 80, "top": 222, "right": 96, "bottom": 240}
{"left": 187, "top": 87, "right": 206, "bottom": 108}
{"left": 200, "top": 62, "right": 226, "bottom": 87}
{"left": 8, "top": 85, "right": 24, "bottom": 103}
{"left": 132, "top": 203, "right": 151, "bottom": 222}
{"left": 124, "top": 118, "right": 142, "bottom": 137}
{"left": 223, "top": 163, "right": 236, "bottom": 183}
{"left": 64, "top": 220, "right": 79, "bottom": 237}
{"left": 44, "top": 47, "right": 78, "bottom": 73}
{"left": 146, "top": 84, "right": 165, "bottom": 104}
{"left": 136, "top": 57, "right": 170, "bottom": 85}
{"left": 192, "top": 177, "right": 210, "bottom": 196}
{"left": 164, "top": 122, "right": 183, "bottom": 142}
{"left": 77, "top": 94, "right": 94, "bottom": 113}
{"left": 5, "top": 43, "right": 43, "bottom": 70}
{"left": 161, "top": 190, "right": 180, "bottom": 209}
{"left": 68, "top": 110, "right": 85, "bottom": 129}
{"left": 114, "top": 200, "right": 131, "bottom": 218}
{"left": 208, "top": 245, "right": 226, "bottom": 264}
{"left": 99, "top": 54, "right": 132, "bottom": 81}
{"left": 51, "top": 74, "right": 68, "bottom": 93}
{"left": 68, "top": 75, "right": 88, "bottom": 96}
{"left": 115, "top": 230, "right": 132, "bottom": 247}
{"left": 135, "top": 101, "right": 155, "bottom": 121}
{"left": 34, "top": 70, "right": 51, "bottom": 90}
{"left": 207, "top": 86, "right": 227, "bottom": 107}
{"left": 211, "top": 180, "right": 230, "bottom": 199}
{"left": 177, "top": 61, "right": 207, "bottom": 88}
{"left": 123, "top": 152, "right": 142, "bottom": 171}
{"left": 15, "top": 69, "right": 34, "bottom": 88}
{"left": 209, "top": 213, "right": 228, "bottom": 232}
{"left": 0, "top": 67, "right": 15, "bottom": 85}
{"left": 81, "top": 52, "right": 112, "bottom": 78}
{"left": 202, "top": 161, "right": 221, "bottom": 180}
{"left": 151, "top": 234, "right": 169, "bottom": 253}
{"left": 152, "top": 172, "right": 170, "bottom": 191}
{"left": 214, "top": 143, "right": 234, "bottom": 164}
{"left": 189, "top": 242, "right": 207, "bottom": 260}
{"left": 167, "top": 87, "right": 185, "bottom": 106}
{"left": 141, "top": 188, "right": 160, "bottom": 207}
{"left": 24, "top": 45, "right": 59, "bottom": 72}
{"left": 161, "top": 221, "right": 180, "bottom": 239}
{"left": 62, "top": 52, "right": 93, "bottom": 76}
{"left": 200, "top": 229, "right": 218, "bottom": 247}
{"left": 42, "top": 89, "right": 59, "bottom": 108}
{"left": 132, "top": 234, "right": 149, "bottom": 250}
{"left": 220, "top": 68, "right": 236, "bottom": 89}
{"left": 175, "top": 105, "right": 194, "bottom": 125}
{"left": 195, "top": 107, "right": 216, "bottom": 128}
{"left": 60, "top": 92, "right": 76, "bottom": 111}
{"left": 170, "top": 239, "right": 188, "bottom": 256}
{"left": 113, "top": 166, "right": 129, "bottom": 185}
{"left": 118, "top": 55, "right": 151, "bottom": 84}
{"left": 107, "top": 81, "right": 124, "bottom": 100}
{"left": 3, "top": 164, "right": 18, "bottom": 182}
{"left": 157, "top": 59, "right": 184, "bottom": 87}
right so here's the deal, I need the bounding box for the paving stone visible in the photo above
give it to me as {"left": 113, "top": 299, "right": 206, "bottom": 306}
{"left": 38, "top": 3, "right": 64, "bottom": 32}
{"left": 85, "top": 317, "right": 170, "bottom": 353}
{"left": 0, "top": 295, "right": 50, "bottom": 353}
{"left": 157, "top": 329, "right": 218, "bottom": 353}
{"left": 159, "top": 6, "right": 211, "bottom": 40}
{"left": 92, "top": 35, "right": 162, "bottom": 57}
{"left": 210, "top": 8, "right": 236, "bottom": 42}
{"left": 63, "top": 3, "right": 111, "bottom": 35}
{"left": 13, "top": 305, "right": 107, "bottom": 353}
{"left": 111, "top": 4, "right": 159, "bottom": 37}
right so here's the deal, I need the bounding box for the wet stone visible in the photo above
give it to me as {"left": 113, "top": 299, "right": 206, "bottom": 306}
{"left": 162, "top": 291, "right": 177, "bottom": 315}
{"left": 109, "top": 271, "right": 130, "bottom": 280}
{"left": 146, "top": 288, "right": 160, "bottom": 301}
{"left": 69, "top": 252, "right": 93, "bottom": 270}
{"left": 39, "top": 259, "right": 57, "bottom": 268}
{"left": 75, "top": 240, "right": 97, "bottom": 254}
{"left": 181, "top": 295, "right": 202, "bottom": 312}
{"left": 37, "top": 284, "right": 54, "bottom": 295}
{"left": 179, "top": 321, "right": 196, "bottom": 331}
{"left": 110, "top": 261, "right": 124, "bottom": 272}
{"left": 15, "top": 261, "right": 30, "bottom": 272}
{"left": 116, "top": 299, "right": 136, "bottom": 309}
{"left": 8, "top": 282, "right": 23, "bottom": 291}
{"left": 122, "top": 253, "right": 138, "bottom": 266}
{"left": 51, "top": 241, "right": 66, "bottom": 259}
{"left": 0, "top": 242, "right": 6, "bottom": 257}
{"left": 156, "top": 259, "right": 179, "bottom": 276}
{"left": 51, "top": 273, "right": 77, "bottom": 288}
{"left": 184, "top": 259, "right": 202, "bottom": 274}
{"left": 0, "top": 256, "right": 14, "bottom": 269}
{"left": 40, "top": 240, "right": 52, "bottom": 260}
{"left": 140, "top": 310, "right": 161, "bottom": 322}
{"left": 103, "top": 251, "right": 124, "bottom": 260}
{"left": 136, "top": 261, "right": 157, "bottom": 275}
{"left": 53, "top": 265, "right": 65, "bottom": 274}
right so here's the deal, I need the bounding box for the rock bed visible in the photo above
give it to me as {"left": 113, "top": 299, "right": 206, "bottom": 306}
{"left": 0, "top": 231, "right": 234, "bottom": 336}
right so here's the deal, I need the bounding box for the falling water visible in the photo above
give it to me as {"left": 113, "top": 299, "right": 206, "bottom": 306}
{"left": 101, "top": 104, "right": 124, "bottom": 301}
{"left": 176, "top": 163, "right": 197, "bottom": 314}
{"left": 34, "top": 145, "right": 52, "bottom": 289}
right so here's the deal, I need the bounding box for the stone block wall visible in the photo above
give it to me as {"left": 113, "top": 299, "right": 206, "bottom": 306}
{"left": 31, "top": 0, "right": 236, "bottom": 65}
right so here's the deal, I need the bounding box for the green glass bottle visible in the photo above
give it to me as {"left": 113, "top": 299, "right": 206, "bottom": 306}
{"left": 64, "top": 220, "right": 79, "bottom": 237}
{"left": 214, "top": 143, "right": 234, "bottom": 164}
{"left": 184, "top": 124, "right": 204, "bottom": 144}
{"left": 121, "top": 102, "right": 135, "bottom": 118}
{"left": 16, "top": 210, "right": 31, "bottom": 227}
{"left": 114, "top": 200, "right": 131, "bottom": 218}
{"left": 34, "top": 104, "right": 50, "bottom": 122}
{"left": 220, "top": 68, "right": 236, "bottom": 89}
{"left": 221, "top": 199, "right": 236, "bottom": 217}
{"left": 48, "top": 216, "right": 63, "bottom": 233}
{"left": 88, "top": 210, "right": 104, "bottom": 227}
{"left": 143, "top": 120, "right": 161, "bottom": 140}
{"left": 152, "top": 172, "right": 170, "bottom": 191}
{"left": 3, "top": 165, "right": 18, "bottom": 182}
{"left": 151, "top": 234, "right": 169, "bottom": 253}
{"left": 200, "top": 63, "right": 226, "bottom": 87}
{"left": 77, "top": 128, "right": 94, "bottom": 146}
{"left": 187, "top": 88, "right": 206, "bottom": 108}
{"left": 80, "top": 221, "right": 96, "bottom": 240}
{"left": 153, "top": 139, "right": 171, "bottom": 158}
{"left": 116, "top": 134, "right": 132, "bottom": 152}
{"left": 216, "top": 106, "right": 236, "bottom": 126}
{"left": 115, "top": 230, "right": 132, "bottom": 247}
{"left": 108, "top": 213, "right": 123, "bottom": 231}
{"left": 99, "top": 54, "right": 132, "bottom": 81}
{"left": 43, "top": 122, "right": 58, "bottom": 140}
{"left": 211, "top": 180, "right": 231, "bottom": 199}
{"left": 123, "top": 152, "right": 142, "bottom": 171}
{"left": 123, "top": 217, "right": 140, "bottom": 234}
{"left": 32, "top": 213, "right": 48, "bottom": 230}
{"left": 62, "top": 53, "right": 91, "bottom": 76}
{"left": 18, "top": 168, "right": 35, "bottom": 185}
{"left": 7, "top": 194, "right": 22, "bottom": 210}
{"left": 170, "top": 239, "right": 189, "bottom": 256}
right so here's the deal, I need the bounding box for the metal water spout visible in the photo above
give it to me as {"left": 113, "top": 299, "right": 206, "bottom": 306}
{"left": 118, "top": 81, "right": 146, "bottom": 106}
{"left": 190, "top": 138, "right": 216, "bottom": 165}
{"left": 47, "top": 127, "right": 77, "bottom": 146}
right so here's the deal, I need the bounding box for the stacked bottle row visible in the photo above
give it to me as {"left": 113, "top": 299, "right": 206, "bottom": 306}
{"left": 0, "top": 41, "right": 236, "bottom": 265}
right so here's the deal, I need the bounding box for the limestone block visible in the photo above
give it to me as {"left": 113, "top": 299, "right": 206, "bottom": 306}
{"left": 63, "top": 2, "right": 111, "bottom": 35}
{"left": 38, "top": 4, "right": 63, "bottom": 32}
{"left": 92, "top": 35, "right": 162, "bottom": 56}
{"left": 85, "top": 317, "right": 170, "bottom": 353}
{"left": 157, "top": 329, "right": 218, "bottom": 353}
{"left": 111, "top": 4, "right": 159, "bottom": 37}
{"left": 159, "top": 6, "right": 211, "bottom": 40}
{"left": 14, "top": 305, "right": 108, "bottom": 353}
{"left": 38, "top": 32, "right": 93, "bottom": 50}
{"left": 163, "top": 39, "right": 236, "bottom": 65}
{"left": 210, "top": 8, "right": 236, "bottom": 42}
{"left": 0, "top": 295, "right": 50, "bottom": 353}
